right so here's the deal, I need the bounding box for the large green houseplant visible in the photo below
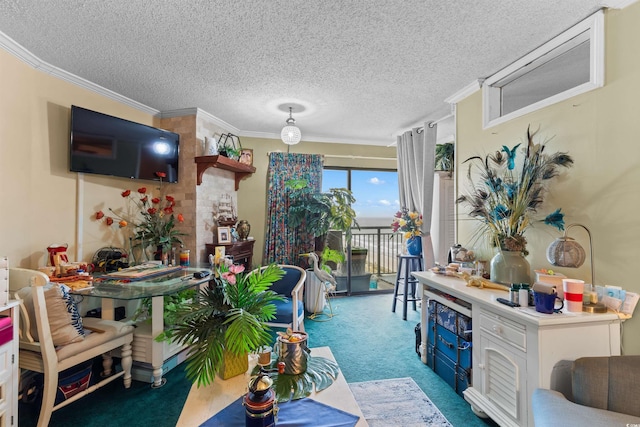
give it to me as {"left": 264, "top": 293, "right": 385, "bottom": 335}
{"left": 285, "top": 178, "right": 359, "bottom": 272}
{"left": 161, "top": 263, "right": 285, "bottom": 386}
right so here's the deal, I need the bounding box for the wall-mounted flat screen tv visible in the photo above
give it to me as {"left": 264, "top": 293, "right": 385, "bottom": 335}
{"left": 70, "top": 105, "right": 180, "bottom": 183}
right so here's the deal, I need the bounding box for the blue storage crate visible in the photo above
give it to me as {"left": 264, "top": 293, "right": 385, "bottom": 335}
{"left": 434, "top": 348, "right": 471, "bottom": 398}
{"left": 435, "top": 324, "right": 472, "bottom": 370}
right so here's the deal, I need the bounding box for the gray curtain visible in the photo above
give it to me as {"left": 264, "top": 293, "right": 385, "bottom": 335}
{"left": 396, "top": 123, "right": 437, "bottom": 268}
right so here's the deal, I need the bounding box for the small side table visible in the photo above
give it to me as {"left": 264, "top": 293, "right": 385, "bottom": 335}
{"left": 392, "top": 254, "right": 424, "bottom": 320}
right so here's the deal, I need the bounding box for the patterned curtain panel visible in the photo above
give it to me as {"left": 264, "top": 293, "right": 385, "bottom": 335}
{"left": 263, "top": 153, "right": 323, "bottom": 266}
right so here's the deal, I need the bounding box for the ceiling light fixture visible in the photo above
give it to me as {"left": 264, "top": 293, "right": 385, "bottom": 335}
{"left": 281, "top": 107, "right": 301, "bottom": 145}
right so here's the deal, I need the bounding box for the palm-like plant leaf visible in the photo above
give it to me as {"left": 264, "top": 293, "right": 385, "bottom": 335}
{"left": 252, "top": 355, "right": 340, "bottom": 402}
{"left": 162, "top": 264, "right": 285, "bottom": 387}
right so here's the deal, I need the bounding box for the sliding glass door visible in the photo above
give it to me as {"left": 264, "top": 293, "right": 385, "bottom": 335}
{"left": 322, "top": 168, "right": 401, "bottom": 294}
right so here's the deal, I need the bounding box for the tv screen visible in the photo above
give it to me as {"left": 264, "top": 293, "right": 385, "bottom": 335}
{"left": 70, "top": 105, "right": 180, "bottom": 183}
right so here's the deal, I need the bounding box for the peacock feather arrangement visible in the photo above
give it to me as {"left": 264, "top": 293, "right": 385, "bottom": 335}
{"left": 456, "top": 126, "right": 574, "bottom": 256}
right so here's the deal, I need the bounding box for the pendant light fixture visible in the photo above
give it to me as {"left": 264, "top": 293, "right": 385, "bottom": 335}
{"left": 281, "top": 107, "right": 301, "bottom": 145}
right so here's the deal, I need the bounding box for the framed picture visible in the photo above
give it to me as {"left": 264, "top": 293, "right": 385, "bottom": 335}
{"left": 217, "top": 226, "right": 232, "bottom": 244}
{"left": 239, "top": 149, "right": 253, "bottom": 166}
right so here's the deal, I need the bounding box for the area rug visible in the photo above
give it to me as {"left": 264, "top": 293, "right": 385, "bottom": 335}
{"left": 349, "top": 378, "right": 453, "bottom": 427}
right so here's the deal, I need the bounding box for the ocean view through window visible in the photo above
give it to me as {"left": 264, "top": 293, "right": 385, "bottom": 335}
{"left": 322, "top": 168, "right": 401, "bottom": 293}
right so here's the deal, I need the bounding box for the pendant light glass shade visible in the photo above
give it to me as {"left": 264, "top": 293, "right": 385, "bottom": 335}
{"left": 281, "top": 107, "right": 301, "bottom": 145}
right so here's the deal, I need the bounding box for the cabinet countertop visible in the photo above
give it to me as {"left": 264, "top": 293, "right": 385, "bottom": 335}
{"left": 413, "top": 271, "right": 624, "bottom": 327}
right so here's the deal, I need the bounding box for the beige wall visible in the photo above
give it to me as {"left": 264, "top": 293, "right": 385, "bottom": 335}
{"left": 235, "top": 137, "right": 397, "bottom": 266}
{"left": 455, "top": 5, "right": 640, "bottom": 354}
{"left": 0, "top": 47, "right": 157, "bottom": 268}
{"left": 0, "top": 46, "right": 397, "bottom": 271}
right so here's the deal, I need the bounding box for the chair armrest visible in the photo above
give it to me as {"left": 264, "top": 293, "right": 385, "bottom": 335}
{"left": 532, "top": 389, "right": 640, "bottom": 427}
{"left": 290, "top": 269, "right": 306, "bottom": 301}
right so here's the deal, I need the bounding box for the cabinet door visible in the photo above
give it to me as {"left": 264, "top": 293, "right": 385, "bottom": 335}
{"left": 480, "top": 334, "right": 527, "bottom": 425}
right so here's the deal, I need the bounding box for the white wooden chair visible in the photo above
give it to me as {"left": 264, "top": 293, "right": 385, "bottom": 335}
{"left": 260, "top": 265, "right": 306, "bottom": 332}
{"left": 9, "top": 268, "right": 134, "bottom": 427}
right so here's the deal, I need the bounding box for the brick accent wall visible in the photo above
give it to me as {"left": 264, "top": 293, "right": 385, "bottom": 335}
{"left": 159, "top": 112, "right": 236, "bottom": 265}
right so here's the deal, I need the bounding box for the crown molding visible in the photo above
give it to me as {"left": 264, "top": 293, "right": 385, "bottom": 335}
{"left": 0, "top": 31, "right": 159, "bottom": 115}
{"left": 602, "top": 0, "right": 638, "bottom": 9}
{"left": 445, "top": 80, "right": 482, "bottom": 105}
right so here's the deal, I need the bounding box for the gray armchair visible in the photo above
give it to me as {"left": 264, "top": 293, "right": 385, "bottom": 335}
{"left": 532, "top": 355, "right": 640, "bottom": 427}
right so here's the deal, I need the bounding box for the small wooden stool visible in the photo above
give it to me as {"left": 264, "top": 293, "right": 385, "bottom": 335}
{"left": 392, "top": 254, "right": 424, "bottom": 320}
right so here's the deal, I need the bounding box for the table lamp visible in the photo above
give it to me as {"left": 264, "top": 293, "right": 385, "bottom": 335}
{"left": 546, "top": 223, "right": 605, "bottom": 312}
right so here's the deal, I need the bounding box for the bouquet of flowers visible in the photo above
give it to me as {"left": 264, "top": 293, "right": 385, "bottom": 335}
{"left": 391, "top": 208, "right": 423, "bottom": 238}
{"left": 456, "top": 127, "right": 573, "bottom": 255}
{"left": 94, "top": 172, "right": 186, "bottom": 254}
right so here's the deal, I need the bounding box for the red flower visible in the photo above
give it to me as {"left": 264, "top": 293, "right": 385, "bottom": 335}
{"left": 95, "top": 211, "right": 104, "bottom": 220}
{"left": 148, "top": 208, "right": 157, "bottom": 215}
{"left": 155, "top": 172, "right": 166, "bottom": 178}
{"left": 121, "top": 190, "right": 131, "bottom": 197}
{"left": 177, "top": 213, "right": 184, "bottom": 223}
{"left": 106, "top": 217, "right": 114, "bottom": 226}
{"left": 140, "top": 196, "right": 148, "bottom": 203}
{"left": 165, "top": 195, "right": 175, "bottom": 203}
{"left": 151, "top": 197, "right": 160, "bottom": 204}
{"left": 164, "top": 206, "right": 174, "bottom": 215}
{"left": 138, "top": 187, "right": 147, "bottom": 194}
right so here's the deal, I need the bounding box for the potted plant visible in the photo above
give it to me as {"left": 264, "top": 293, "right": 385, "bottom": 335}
{"left": 456, "top": 126, "right": 573, "bottom": 284}
{"left": 160, "top": 263, "right": 285, "bottom": 386}
{"left": 286, "top": 178, "right": 364, "bottom": 293}
{"left": 435, "top": 142, "right": 455, "bottom": 175}
{"left": 217, "top": 133, "right": 242, "bottom": 160}
{"left": 94, "top": 171, "right": 187, "bottom": 261}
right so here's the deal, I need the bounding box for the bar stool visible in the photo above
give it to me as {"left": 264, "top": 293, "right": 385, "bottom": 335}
{"left": 392, "top": 254, "right": 424, "bottom": 320}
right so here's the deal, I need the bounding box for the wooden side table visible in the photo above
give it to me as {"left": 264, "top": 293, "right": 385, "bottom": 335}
{"left": 205, "top": 240, "right": 255, "bottom": 270}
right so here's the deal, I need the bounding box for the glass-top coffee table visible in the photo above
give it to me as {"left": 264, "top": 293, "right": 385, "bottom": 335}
{"left": 70, "top": 265, "right": 213, "bottom": 388}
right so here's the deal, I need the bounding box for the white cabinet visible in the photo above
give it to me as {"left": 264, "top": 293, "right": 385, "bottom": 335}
{"left": 415, "top": 271, "right": 623, "bottom": 427}
{"left": 0, "top": 302, "right": 19, "bottom": 427}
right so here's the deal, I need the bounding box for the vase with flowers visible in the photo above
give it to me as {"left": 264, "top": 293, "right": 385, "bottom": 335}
{"left": 159, "top": 263, "right": 285, "bottom": 386}
{"left": 456, "top": 127, "right": 573, "bottom": 284}
{"left": 94, "top": 171, "right": 187, "bottom": 262}
{"left": 391, "top": 208, "right": 423, "bottom": 255}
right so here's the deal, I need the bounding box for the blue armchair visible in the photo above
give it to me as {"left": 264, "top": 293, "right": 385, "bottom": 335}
{"left": 262, "top": 265, "right": 306, "bottom": 332}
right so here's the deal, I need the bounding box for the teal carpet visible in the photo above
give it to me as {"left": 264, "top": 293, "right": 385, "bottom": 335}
{"left": 20, "top": 293, "right": 495, "bottom": 427}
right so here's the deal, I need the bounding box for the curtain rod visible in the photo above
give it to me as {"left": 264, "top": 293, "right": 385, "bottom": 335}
{"left": 266, "top": 152, "right": 396, "bottom": 161}
{"left": 413, "top": 113, "right": 453, "bottom": 133}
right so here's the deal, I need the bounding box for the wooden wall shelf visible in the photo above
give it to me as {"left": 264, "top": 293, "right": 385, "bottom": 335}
{"left": 194, "top": 155, "right": 256, "bottom": 189}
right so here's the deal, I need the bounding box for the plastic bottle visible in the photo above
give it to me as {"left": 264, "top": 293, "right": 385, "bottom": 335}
{"left": 510, "top": 284, "right": 520, "bottom": 304}
{"left": 519, "top": 284, "right": 530, "bottom": 307}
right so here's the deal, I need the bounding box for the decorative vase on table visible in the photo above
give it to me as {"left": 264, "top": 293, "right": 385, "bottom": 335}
{"left": 490, "top": 250, "right": 531, "bottom": 285}
{"left": 406, "top": 236, "right": 422, "bottom": 256}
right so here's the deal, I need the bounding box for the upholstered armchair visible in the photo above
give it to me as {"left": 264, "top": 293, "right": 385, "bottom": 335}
{"left": 532, "top": 355, "right": 640, "bottom": 427}
{"left": 9, "top": 268, "right": 134, "bottom": 427}
{"left": 261, "top": 265, "right": 306, "bottom": 332}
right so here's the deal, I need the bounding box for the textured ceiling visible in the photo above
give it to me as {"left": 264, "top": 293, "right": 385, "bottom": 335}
{"left": 0, "top": 1, "right": 619, "bottom": 145}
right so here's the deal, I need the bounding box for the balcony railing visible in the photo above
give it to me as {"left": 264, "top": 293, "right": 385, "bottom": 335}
{"left": 349, "top": 226, "right": 404, "bottom": 276}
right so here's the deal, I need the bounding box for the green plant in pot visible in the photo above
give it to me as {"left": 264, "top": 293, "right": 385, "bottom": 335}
{"left": 160, "top": 263, "right": 285, "bottom": 386}
{"left": 435, "top": 142, "right": 455, "bottom": 175}
{"left": 286, "top": 178, "right": 358, "bottom": 274}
